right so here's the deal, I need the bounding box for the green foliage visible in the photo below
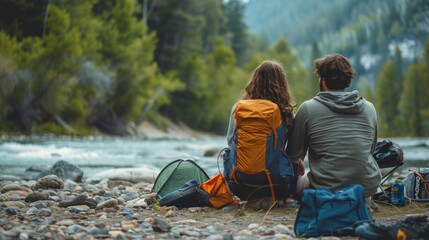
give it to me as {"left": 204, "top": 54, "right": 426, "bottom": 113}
{"left": 202, "top": 39, "right": 244, "bottom": 132}
{"left": 396, "top": 39, "right": 429, "bottom": 136}
{"left": 358, "top": 77, "right": 375, "bottom": 103}
{"left": 147, "top": 0, "right": 205, "bottom": 72}
{"left": 267, "top": 38, "right": 314, "bottom": 106}
{"left": 376, "top": 61, "right": 398, "bottom": 136}
{"left": 0, "top": 0, "right": 181, "bottom": 135}
{"left": 244, "top": 0, "right": 428, "bottom": 98}
{"left": 35, "top": 122, "right": 72, "bottom": 135}
{"left": 1, "top": 0, "right": 426, "bottom": 137}
{"left": 375, "top": 48, "right": 403, "bottom": 137}
{"left": 398, "top": 62, "right": 425, "bottom": 136}
{"left": 222, "top": 0, "right": 250, "bottom": 66}
{"left": 0, "top": 32, "right": 19, "bottom": 123}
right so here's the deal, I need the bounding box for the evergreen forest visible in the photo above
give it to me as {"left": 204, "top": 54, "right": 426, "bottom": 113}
{"left": 0, "top": 0, "right": 428, "bottom": 137}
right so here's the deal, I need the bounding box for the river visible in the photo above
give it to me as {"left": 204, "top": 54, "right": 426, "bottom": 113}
{"left": 0, "top": 136, "right": 428, "bottom": 180}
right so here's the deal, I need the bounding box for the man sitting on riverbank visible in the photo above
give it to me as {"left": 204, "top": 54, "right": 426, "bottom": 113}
{"left": 287, "top": 54, "right": 382, "bottom": 202}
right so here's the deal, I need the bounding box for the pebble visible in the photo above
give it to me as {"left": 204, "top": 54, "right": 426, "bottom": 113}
{"left": 2, "top": 201, "right": 26, "bottom": 208}
{"left": 25, "top": 192, "right": 49, "bottom": 202}
{"left": 126, "top": 197, "right": 148, "bottom": 208}
{"left": 59, "top": 194, "right": 98, "bottom": 208}
{"left": 25, "top": 207, "right": 39, "bottom": 215}
{"left": 5, "top": 190, "right": 30, "bottom": 199}
{"left": 29, "top": 200, "right": 51, "bottom": 208}
{"left": 238, "top": 229, "right": 253, "bottom": 236}
{"left": 5, "top": 207, "right": 19, "bottom": 215}
{"left": 32, "top": 175, "right": 64, "bottom": 189}
{"left": 121, "top": 220, "right": 138, "bottom": 230}
{"left": 248, "top": 223, "right": 259, "bottom": 230}
{"left": 165, "top": 209, "right": 176, "bottom": 217}
{"left": 151, "top": 216, "right": 171, "bottom": 232}
{"left": 64, "top": 179, "right": 79, "bottom": 190}
{"left": 67, "top": 224, "right": 90, "bottom": 234}
{"left": 37, "top": 208, "right": 52, "bottom": 217}
{"left": 170, "top": 219, "right": 198, "bottom": 226}
{"left": 97, "top": 198, "right": 118, "bottom": 209}
{"left": 74, "top": 185, "right": 83, "bottom": 192}
{"left": 0, "top": 194, "right": 8, "bottom": 201}
{"left": 120, "top": 192, "right": 139, "bottom": 201}
{"left": 263, "top": 228, "right": 276, "bottom": 235}
{"left": 1, "top": 183, "right": 21, "bottom": 193}
{"left": 274, "top": 224, "right": 291, "bottom": 235}
{"left": 8, "top": 194, "right": 21, "bottom": 201}
{"left": 204, "top": 225, "right": 219, "bottom": 234}
{"left": 68, "top": 205, "right": 90, "bottom": 213}
{"left": 89, "top": 227, "right": 109, "bottom": 236}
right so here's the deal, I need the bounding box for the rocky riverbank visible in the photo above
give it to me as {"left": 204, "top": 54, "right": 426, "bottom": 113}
{"left": 0, "top": 172, "right": 300, "bottom": 240}
{"left": 1, "top": 160, "right": 428, "bottom": 240}
{"left": 1, "top": 175, "right": 428, "bottom": 240}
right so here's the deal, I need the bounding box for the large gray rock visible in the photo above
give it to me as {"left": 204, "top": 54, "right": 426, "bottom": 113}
{"left": 38, "top": 160, "right": 83, "bottom": 183}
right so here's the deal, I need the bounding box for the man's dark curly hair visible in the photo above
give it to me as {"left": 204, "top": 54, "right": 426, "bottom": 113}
{"left": 314, "top": 54, "right": 356, "bottom": 90}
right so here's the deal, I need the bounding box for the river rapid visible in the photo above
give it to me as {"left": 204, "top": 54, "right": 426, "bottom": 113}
{"left": 0, "top": 136, "right": 428, "bottom": 180}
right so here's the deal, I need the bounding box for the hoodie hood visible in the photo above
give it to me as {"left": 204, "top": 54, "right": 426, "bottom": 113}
{"left": 313, "top": 90, "right": 366, "bottom": 114}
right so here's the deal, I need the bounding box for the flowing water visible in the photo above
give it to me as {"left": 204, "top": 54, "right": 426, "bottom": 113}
{"left": 0, "top": 136, "right": 428, "bottom": 180}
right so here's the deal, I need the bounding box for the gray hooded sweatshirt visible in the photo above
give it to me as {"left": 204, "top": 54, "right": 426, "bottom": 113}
{"left": 287, "top": 90, "right": 382, "bottom": 197}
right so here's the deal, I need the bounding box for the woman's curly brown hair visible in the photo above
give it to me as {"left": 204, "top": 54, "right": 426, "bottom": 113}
{"left": 242, "top": 60, "right": 295, "bottom": 129}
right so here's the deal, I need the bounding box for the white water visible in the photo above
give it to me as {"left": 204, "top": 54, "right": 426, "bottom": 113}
{"left": 0, "top": 137, "right": 428, "bottom": 180}
{"left": 0, "top": 137, "right": 227, "bottom": 179}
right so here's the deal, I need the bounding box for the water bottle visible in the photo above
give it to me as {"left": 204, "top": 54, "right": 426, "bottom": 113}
{"left": 391, "top": 178, "right": 405, "bottom": 206}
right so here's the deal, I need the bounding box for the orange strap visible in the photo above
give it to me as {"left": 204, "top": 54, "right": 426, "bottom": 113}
{"left": 410, "top": 170, "right": 429, "bottom": 194}
{"left": 264, "top": 169, "right": 276, "bottom": 203}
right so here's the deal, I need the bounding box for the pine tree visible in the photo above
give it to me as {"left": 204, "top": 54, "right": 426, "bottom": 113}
{"left": 94, "top": 0, "right": 182, "bottom": 134}
{"left": 376, "top": 61, "right": 397, "bottom": 136}
{"left": 222, "top": 0, "right": 249, "bottom": 66}
{"left": 399, "top": 62, "right": 423, "bottom": 136}
{"left": 398, "top": 38, "right": 429, "bottom": 136}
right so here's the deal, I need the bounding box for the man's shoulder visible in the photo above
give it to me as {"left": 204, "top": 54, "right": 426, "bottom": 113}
{"left": 362, "top": 99, "right": 377, "bottom": 114}
{"left": 298, "top": 98, "right": 322, "bottom": 110}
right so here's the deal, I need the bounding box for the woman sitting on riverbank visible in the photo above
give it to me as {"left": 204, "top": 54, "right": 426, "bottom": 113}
{"left": 223, "top": 60, "right": 299, "bottom": 205}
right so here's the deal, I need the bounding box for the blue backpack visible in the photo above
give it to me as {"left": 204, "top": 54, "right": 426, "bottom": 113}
{"left": 294, "top": 184, "right": 372, "bottom": 237}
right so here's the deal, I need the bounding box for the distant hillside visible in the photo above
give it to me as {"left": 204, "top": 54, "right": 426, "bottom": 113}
{"left": 244, "top": 0, "right": 429, "bottom": 86}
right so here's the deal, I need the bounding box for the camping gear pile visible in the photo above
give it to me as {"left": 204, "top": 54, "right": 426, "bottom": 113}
{"left": 152, "top": 159, "right": 238, "bottom": 209}
{"left": 150, "top": 137, "right": 424, "bottom": 238}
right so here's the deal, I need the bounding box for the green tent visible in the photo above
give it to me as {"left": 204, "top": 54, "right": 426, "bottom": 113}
{"left": 152, "top": 159, "right": 210, "bottom": 197}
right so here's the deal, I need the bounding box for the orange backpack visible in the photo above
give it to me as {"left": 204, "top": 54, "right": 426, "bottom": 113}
{"left": 223, "top": 99, "right": 296, "bottom": 202}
